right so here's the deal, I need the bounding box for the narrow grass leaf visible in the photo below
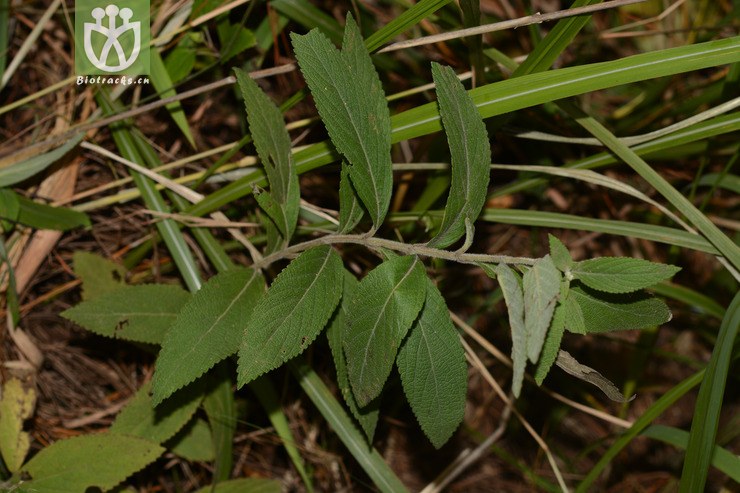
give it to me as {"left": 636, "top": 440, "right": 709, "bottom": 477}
{"left": 271, "top": 0, "right": 343, "bottom": 44}
{"left": 556, "top": 351, "right": 634, "bottom": 402}
{"left": 16, "top": 195, "right": 90, "bottom": 231}
{"left": 495, "top": 263, "right": 527, "bottom": 397}
{"left": 644, "top": 425, "right": 740, "bottom": 483}
{"left": 571, "top": 257, "right": 681, "bottom": 293}
{"left": 0, "top": 187, "right": 19, "bottom": 228}
{"left": 235, "top": 67, "right": 299, "bottom": 241}
{"left": 534, "top": 303, "right": 566, "bottom": 386}
{"left": 548, "top": 234, "right": 573, "bottom": 271}
{"left": 0, "top": 378, "right": 35, "bottom": 472}
{"left": 523, "top": 255, "right": 561, "bottom": 363}
{"left": 513, "top": 0, "right": 601, "bottom": 76}
{"left": 238, "top": 245, "right": 343, "bottom": 386}
{"left": 194, "top": 479, "right": 282, "bottom": 493}
{"left": 290, "top": 359, "right": 411, "bottom": 493}
{"left": 338, "top": 161, "right": 365, "bottom": 233}
{"left": 397, "top": 279, "right": 466, "bottom": 448}
{"left": 649, "top": 282, "right": 725, "bottom": 320}
{"left": 153, "top": 268, "right": 265, "bottom": 404}
{"left": 0, "top": 133, "right": 82, "bottom": 187}
{"left": 365, "top": 0, "right": 453, "bottom": 52}
{"left": 62, "top": 284, "right": 191, "bottom": 345}
{"left": 326, "top": 271, "right": 379, "bottom": 441}
{"left": 250, "top": 377, "right": 314, "bottom": 492}
{"left": 22, "top": 434, "right": 164, "bottom": 493}
{"left": 427, "top": 62, "right": 491, "bottom": 249}
{"left": 696, "top": 172, "right": 740, "bottom": 194}
{"left": 482, "top": 209, "right": 718, "bottom": 254}
{"left": 680, "top": 292, "right": 740, "bottom": 492}
{"left": 344, "top": 255, "right": 427, "bottom": 407}
{"left": 111, "top": 380, "right": 204, "bottom": 444}
{"left": 291, "top": 15, "right": 392, "bottom": 229}
{"left": 149, "top": 51, "right": 195, "bottom": 147}
{"left": 570, "top": 285, "right": 671, "bottom": 333}
{"left": 576, "top": 370, "right": 704, "bottom": 492}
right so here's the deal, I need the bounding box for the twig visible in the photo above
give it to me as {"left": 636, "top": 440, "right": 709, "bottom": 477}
{"left": 376, "top": 0, "right": 647, "bottom": 54}
{"left": 252, "top": 234, "right": 537, "bottom": 270}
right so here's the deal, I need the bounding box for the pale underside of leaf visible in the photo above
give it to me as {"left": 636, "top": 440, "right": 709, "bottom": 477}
{"left": 523, "top": 255, "right": 562, "bottom": 363}
{"left": 0, "top": 378, "right": 36, "bottom": 472}
{"left": 495, "top": 263, "right": 527, "bottom": 397}
{"left": 238, "top": 245, "right": 344, "bottom": 386}
{"left": 427, "top": 62, "right": 491, "bottom": 249}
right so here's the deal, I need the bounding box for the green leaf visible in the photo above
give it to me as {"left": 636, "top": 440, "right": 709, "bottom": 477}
{"left": 194, "top": 478, "right": 282, "bottom": 493}
{"left": 250, "top": 376, "right": 314, "bottom": 491}
{"left": 495, "top": 263, "right": 526, "bottom": 397}
{"left": 271, "top": 0, "right": 343, "bottom": 44}
{"left": 16, "top": 195, "right": 90, "bottom": 231}
{"left": 326, "top": 271, "right": 379, "bottom": 441}
{"left": 61, "top": 284, "right": 191, "bottom": 344}
{"left": 562, "top": 292, "right": 586, "bottom": 334}
{"left": 111, "top": 380, "right": 204, "bottom": 444}
{"left": 168, "top": 418, "right": 215, "bottom": 462}
{"left": 644, "top": 425, "right": 740, "bottom": 483}
{"left": 571, "top": 257, "right": 681, "bottom": 293}
{"left": 238, "top": 245, "right": 343, "bottom": 386}
{"left": 234, "top": 67, "right": 299, "bottom": 243}
{"left": 290, "top": 359, "right": 411, "bottom": 493}
{"left": 344, "top": 255, "right": 427, "bottom": 407}
{"left": 0, "top": 133, "right": 83, "bottom": 187}
{"left": 291, "top": 15, "right": 392, "bottom": 229}
{"left": 0, "top": 187, "right": 20, "bottom": 228}
{"left": 0, "top": 378, "right": 35, "bottom": 472}
{"left": 548, "top": 234, "right": 573, "bottom": 271}
{"left": 397, "top": 279, "right": 466, "bottom": 448}
{"left": 152, "top": 268, "right": 264, "bottom": 404}
{"left": 72, "top": 251, "right": 126, "bottom": 301}
{"left": 365, "top": 0, "right": 452, "bottom": 52}
{"left": 22, "top": 434, "right": 164, "bottom": 493}
{"left": 555, "top": 350, "right": 634, "bottom": 402}
{"left": 164, "top": 35, "right": 197, "bottom": 83}
{"left": 534, "top": 303, "right": 566, "bottom": 386}
{"left": 338, "top": 161, "right": 365, "bottom": 233}
{"left": 680, "top": 292, "right": 740, "bottom": 492}
{"left": 149, "top": 51, "right": 195, "bottom": 147}
{"left": 523, "top": 256, "right": 562, "bottom": 363}
{"left": 217, "top": 22, "right": 256, "bottom": 62}
{"left": 427, "top": 62, "right": 490, "bottom": 249}
{"left": 203, "top": 364, "right": 236, "bottom": 482}
{"left": 570, "top": 285, "right": 672, "bottom": 333}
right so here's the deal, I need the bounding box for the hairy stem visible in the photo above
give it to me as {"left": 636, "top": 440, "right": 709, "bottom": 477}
{"left": 253, "top": 234, "right": 537, "bottom": 269}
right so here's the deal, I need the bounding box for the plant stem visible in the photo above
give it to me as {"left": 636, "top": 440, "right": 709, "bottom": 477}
{"left": 253, "top": 233, "right": 537, "bottom": 269}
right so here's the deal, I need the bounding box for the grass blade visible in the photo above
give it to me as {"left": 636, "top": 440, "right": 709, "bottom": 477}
{"left": 365, "top": 0, "right": 453, "bottom": 53}
{"left": 290, "top": 358, "right": 410, "bottom": 493}
{"left": 250, "top": 376, "right": 314, "bottom": 492}
{"left": 679, "top": 292, "right": 740, "bottom": 492}
{"left": 149, "top": 50, "right": 196, "bottom": 148}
